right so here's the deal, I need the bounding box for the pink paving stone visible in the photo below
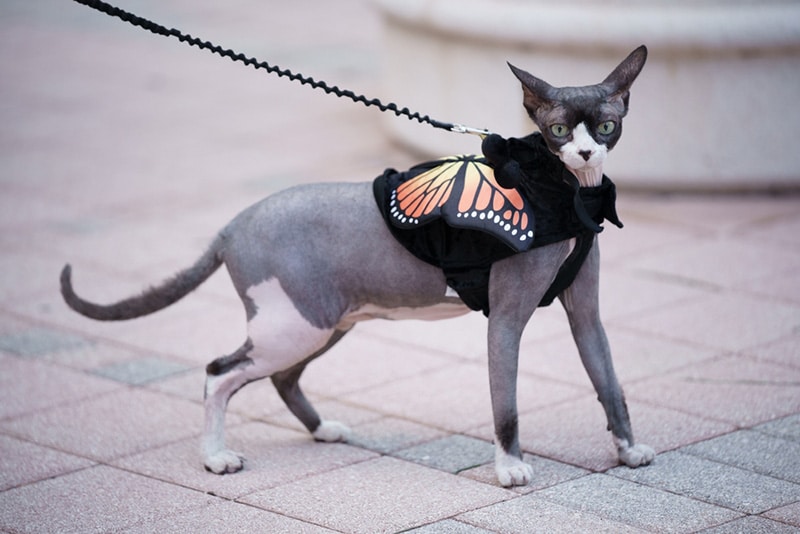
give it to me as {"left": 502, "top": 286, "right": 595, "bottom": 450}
{"left": 737, "top": 267, "right": 800, "bottom": 306}
{"left": 0, "top": 353, "right": 120, "bottom": 420}
{"left": 597, "top": 267, "right": 711, "bottom": 321}
{"left": 626, "top": 237, "right": 800, "bottom": 290}
{"left": 619, "top": 196, "right": 800, "bottom": 236}
{"left": 460, "top": 452, "right": 589, "bottom": 494}
{"left": 518, "top": 326, "right": 720, "bottom": 388}
{"left": 242, "top": 456, "right": 515, "bottom": 533}
{"left": 348, "top": 416, "right": 448, "bottom": 454}
{"left": 0, "top": 465, "right": 217, "bottom": 534}
{"left": 343, "top": 361, "right": 585, "bottom": 433}
{"left": 623, "top": 292, "right": 800, "bottom": 352}
{"left": 596, "top": 210, "right": 695, "bottom": 264}
{"left": 112, "top": 421, "right": 378, "bottom": 500}
{"left": 0, "top": 387, "right": 207, "bottom": 462}
{"left": 457, "top": 493, "right": 648, "bottom": 534}
{"left": 625, "top": 354, "right": 800, "bottom": 427}
{"left": 747, "top": 335, "right": 800, "bottom": 370}
{"left": 299, "top": 332, "right": 458, "bottom": 397}
{"left": 765, "top": 501, "right": 800, "bottom": 528}
{"left": 148, "top": 364, "right": 385, "bottom": 433}
{"left": 124, "top": 500, "right": 336, "bottom": 534}
{"left": 469, "top": 394, "right": 734, "bottom": 472}
{"left": 0, "top": 435, "right": 95, "bottom": 492}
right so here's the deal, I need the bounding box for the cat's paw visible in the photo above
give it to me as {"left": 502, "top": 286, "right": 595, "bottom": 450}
{"left": 204, "top": 449, "right": 245, "bottom": 474}
{"left": 312, "top": 420, "right": 351, "bottom": 443}
{"left": 618, "top": 441, "right": 655, "bottom": 468}
{"left": 495, "top": 453, "right": 533, "bottom": 487}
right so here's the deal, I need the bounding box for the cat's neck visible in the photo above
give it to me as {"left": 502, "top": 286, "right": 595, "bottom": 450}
{"left": 566, "top": 164, "right": 604, "bottom": 188}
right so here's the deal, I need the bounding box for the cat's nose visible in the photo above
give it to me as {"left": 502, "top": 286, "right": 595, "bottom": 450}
{"left": 578, "top": 150, "right": 592, "bottom": 161}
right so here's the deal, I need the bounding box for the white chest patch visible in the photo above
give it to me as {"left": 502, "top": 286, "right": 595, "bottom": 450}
{"left": 558, "top": 122, "right": 608, "bottom": 176}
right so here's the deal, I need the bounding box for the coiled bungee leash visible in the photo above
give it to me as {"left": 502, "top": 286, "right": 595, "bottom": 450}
{"left": 72, "top": 0, "right": 492, "bottom": 138}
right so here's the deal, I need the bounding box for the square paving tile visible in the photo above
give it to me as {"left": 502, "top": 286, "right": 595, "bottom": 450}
{"left": 393, "top": 435, "right": 495, "bottom": 474}
{"left": 124, "top": 499, "right": 336, "bottom": 533}
{"left": 458, "top": 491, "right": 648, "bottom": 533}
{"left": 598, "top": 267, "right": 711, "bottom": 321}
{"left": 700, "top": 515, "right": 800, "bottom": 534}
{"left": 0, "top": 435, "right": 95, "bottom": 491}
{"left": 24, "top": 338, "right": 154, "bottom": 371}
{"left": 89, "top": 356, "right": 193, "bottom": 385}
{"left": 0, "top": 326, "right": 91, "bottom": 357}
{"left": 609, "top": 450, "right": 800, "bottom": 514}
{"left": 348, "top": 416, "right": 446, "bottom": 454}
{"left": 0, "top": 353, "right": 119, "bottom": 420}
{"left": 344, "top": 362, "right": 584, "bottom": 434}
{"left": 754, "top": 414, "right": 800, "bottom": 442}
{"left": 406, "top": 519, "right": 496, "bottom": 533}
{"left": 623, "top": 293, "right": 800, "bottom": 352}
{"left": 625, "top": 355, "right": 800, "bottom": 427}
{"left": 471, "top": 394, "right": 734, "bottom": 472}
{"left": 0, "top": 388, "right": 204, "bottom": 462}
{"left": 460, "top": 453, "right": 589, "bottom": 493}
{"left": 0, "top": 465, "right": 216, "bottom": 533}
{"left": 300, "top": 333, "right": 456, "bottom": 397}
{"left": 765, "top": 501, "right": 800, "bottom": 528}
{"left": 112, "top": 421, "right": 378, "bottom": 500}
{"left": 262, "top": 398, "right": 384, "bottom": 434}
{"left": 242, "top": 456, "right": 515, "bottom": 533}
{"left": 625, "top": 237, "right": 800, "bottom": 290}
{"left": 535, "top": 473, "right": 741, "bottom": 532}
{"left": 738, "top": 268, "right": 800, "bottom": 306}
{"left": 681, "top": 429, "right": 800, "bottom": 484}
{"left": 746, "top": 336, "right": 800, "bottom": 370}
{"left": 518, "top": 327, "right": 719, "bottom": 388}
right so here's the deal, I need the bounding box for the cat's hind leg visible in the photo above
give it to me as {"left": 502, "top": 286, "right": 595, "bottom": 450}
{"left": 203, "top": 339, "right": 257, "bottom": 474}
{"left": 203, "top": 279, "right": 340, "bottom": 474}
{"left": 270, "top": 328, "right": 353, "bottom": 443}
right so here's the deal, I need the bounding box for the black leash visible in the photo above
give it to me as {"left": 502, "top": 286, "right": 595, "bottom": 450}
{"left": 72, "top": 0, "right": 492, "bottom": 138}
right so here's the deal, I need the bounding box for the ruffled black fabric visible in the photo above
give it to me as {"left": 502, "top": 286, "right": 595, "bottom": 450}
{"left": 373, "top": 132, "right": 622, "bottom": 315}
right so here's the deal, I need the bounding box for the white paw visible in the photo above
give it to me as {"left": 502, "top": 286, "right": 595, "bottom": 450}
{"left": 618, "top": 442, "right": 656, "bottom": 467}
{"left": 312, "top": 420, "right": 351, "bottom": 443}
{"left": 204, "top": 449, "right": 245, "bottom": 474}
{"left": 495, "top": 452, "right": 533, "bottom": 487}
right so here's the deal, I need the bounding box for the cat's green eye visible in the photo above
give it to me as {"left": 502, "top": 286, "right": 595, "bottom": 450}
{"left": 597, "top": 121, "right": 616, "bottom": 135}
{"left": 549, "top": 124, "right": 569, "bottom": 138}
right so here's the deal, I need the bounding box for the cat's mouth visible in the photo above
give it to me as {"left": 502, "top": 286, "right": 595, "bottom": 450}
{"left": 557, "top": 149, "right": 607, "bottom": 172}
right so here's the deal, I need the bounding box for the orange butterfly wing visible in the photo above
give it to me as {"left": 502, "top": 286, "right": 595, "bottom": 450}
{"left": 389, "top": 155, "right": 535, "bottom": 252}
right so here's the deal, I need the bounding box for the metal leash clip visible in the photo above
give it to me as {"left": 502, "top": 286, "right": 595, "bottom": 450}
{"left": 450, "top": 124, "right": 493, "bottom": 138}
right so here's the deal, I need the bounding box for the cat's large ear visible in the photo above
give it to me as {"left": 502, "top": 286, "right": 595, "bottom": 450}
{"left": 601, "top": 45, "right": 648, "bottom": 111}
{"left": 508, "top": 62, "right": 556, "bottom": 115}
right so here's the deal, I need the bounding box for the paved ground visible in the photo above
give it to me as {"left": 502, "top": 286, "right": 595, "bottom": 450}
{"left": 2, "top": 1, "right": 800, "bottom": 532}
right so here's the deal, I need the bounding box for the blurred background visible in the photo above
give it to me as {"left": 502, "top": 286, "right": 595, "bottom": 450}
{"left": 373, "top": 0, "right": 800, "bottom": 191}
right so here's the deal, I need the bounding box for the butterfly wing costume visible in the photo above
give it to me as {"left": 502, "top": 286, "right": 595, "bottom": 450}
{"left": 373, "top": 132, "right": 623, "bottom": 315}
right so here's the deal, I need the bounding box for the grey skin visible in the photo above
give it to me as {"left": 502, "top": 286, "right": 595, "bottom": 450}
{"left": 60, "top": 46, "right": 654, "bottom": 487}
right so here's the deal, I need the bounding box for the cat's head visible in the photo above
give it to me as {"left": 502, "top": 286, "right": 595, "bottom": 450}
{"left": 508, "top": 46, "right": 647, "bottom": 173}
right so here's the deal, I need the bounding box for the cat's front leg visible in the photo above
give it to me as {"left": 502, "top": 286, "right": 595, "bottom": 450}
{"left": 486, "top": 303, "right": 536, "bottom": 486}
{"left": 560, "top": 241, "right": 655, "bottom": 468}
{"left": 487, "top": 316, "right": 533, "bottom": 487}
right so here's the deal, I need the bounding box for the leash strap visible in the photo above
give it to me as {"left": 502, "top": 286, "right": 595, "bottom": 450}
{"left": 72, "top": 0, "right": 492, "bottom": 137}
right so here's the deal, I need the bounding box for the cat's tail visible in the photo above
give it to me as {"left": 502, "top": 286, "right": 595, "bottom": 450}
{"left": 60, "top": 237, "right": 224, "bottom": 321}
